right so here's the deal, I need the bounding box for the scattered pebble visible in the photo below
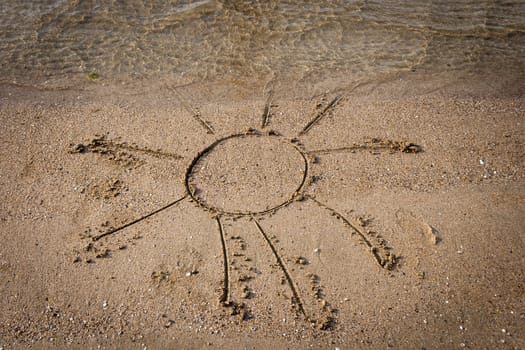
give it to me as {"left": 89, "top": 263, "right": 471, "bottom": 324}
{"left": 293, "top": 256, "right": 309, "bottom": 265}
{"left": 102, "top": 300, "right": 108, "bottom": 309}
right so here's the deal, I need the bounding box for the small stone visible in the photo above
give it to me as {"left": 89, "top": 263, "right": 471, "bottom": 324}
{"left": 293, "top": 256, "right": 309, "bottom": 265}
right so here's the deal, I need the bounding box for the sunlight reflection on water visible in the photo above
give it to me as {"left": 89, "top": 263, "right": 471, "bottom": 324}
{"left": 0, "top": 0, "right": 523, "bottom": 89}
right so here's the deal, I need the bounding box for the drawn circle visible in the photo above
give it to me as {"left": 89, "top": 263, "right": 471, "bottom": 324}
{"left": 185, "top": 133, "right": 308, "bottom": 215}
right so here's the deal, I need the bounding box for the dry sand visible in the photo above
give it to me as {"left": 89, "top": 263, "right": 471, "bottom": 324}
{"left": 0, "top": 71, "right": 524, "bottom": 349}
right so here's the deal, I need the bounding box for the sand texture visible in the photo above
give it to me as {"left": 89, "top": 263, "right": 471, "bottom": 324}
{"left": 0, "top": 72, "right": 524, "bottom": 349}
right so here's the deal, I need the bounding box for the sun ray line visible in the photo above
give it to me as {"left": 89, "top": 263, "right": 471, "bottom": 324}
{"left": 307, "top": 145, "right": 388, "bottom": 155}
{"left": 95, "top": 138, "right": 184, "bottom": 160}
{"left": 261, "top": 92, "right": 274, "bottom": 129}
{"left": 168, "top": 85, "right": 215, "bottom": 135}
{"left": 93, "top": 195, "right": 188, "bottom": 241}
{"left": 191, "top": 113, "right": 215, "bottom": 135}
{"left": 305, "top": 195, "right": 387, "bottom": 269}
{"left": 307, "top": 140, "right": 422, "bottom": 155}
{"left": 299, "top": 95, "right": 342, "bottom": 136}
{"left": 252, "top": 217, "right": 308, "bottom": 319}
{"left": 70, "top": 136, "right": 184, "bottom": 163}
{"left": 216, "top": 216, "right": 230, "bottom": 305}
{"left": 104, "top": 141, "right": 183, "bottom": 160}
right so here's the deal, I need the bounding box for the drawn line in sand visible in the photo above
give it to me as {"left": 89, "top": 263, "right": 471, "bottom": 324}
{"left": 70, "top": 135, "right": 183, "bottom": 162}
{"left": 253, "top": 218, "right": 307, "bottom": 319}
{"left": 169, "top": 85, "right": 215, "bottom": 134}
{"left": 308, "top": 138, "right": 422, "bottom": 155}
{"left": 216, "top": 216, "right": 231, "bottom": 304}
{"left": 185, "top": 130, "right": 310, "bottom": 217}
{"left": 299, "top": 95, "right": 342, "bottom": 136}
{"left": 93, "top": 195, "right": 188, "bottom": 241}
{"left": 261, "top": 92, "right": 274, "bottom": 129}
{"left": 306, "top": 195, "right": 397, "bottom": 270}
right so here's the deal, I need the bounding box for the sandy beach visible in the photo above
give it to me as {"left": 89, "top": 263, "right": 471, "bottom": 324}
{"left": 0, "top": 67, "right": 523, "bottom": 349}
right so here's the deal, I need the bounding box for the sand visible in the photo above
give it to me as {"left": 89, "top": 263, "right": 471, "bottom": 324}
{"left": 0, "top": 70, "right": 524, "bottom": 349}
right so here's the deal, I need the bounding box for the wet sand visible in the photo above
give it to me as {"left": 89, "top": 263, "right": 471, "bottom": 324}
{"left": 0, "top": 70, "right": 524, "bottom": 349}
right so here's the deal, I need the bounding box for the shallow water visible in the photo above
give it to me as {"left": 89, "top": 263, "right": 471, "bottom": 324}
{"left": 1, "top": 0, "right": 524, "bottom": 89}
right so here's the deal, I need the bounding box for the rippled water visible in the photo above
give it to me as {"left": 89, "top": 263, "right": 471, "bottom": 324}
{"left": 1, "top": 0, "right": 524, "bottom": 89}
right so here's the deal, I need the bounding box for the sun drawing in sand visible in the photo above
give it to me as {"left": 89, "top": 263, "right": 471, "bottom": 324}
{"left": 71, "top": 91, "right": 421, "bottom": 330}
